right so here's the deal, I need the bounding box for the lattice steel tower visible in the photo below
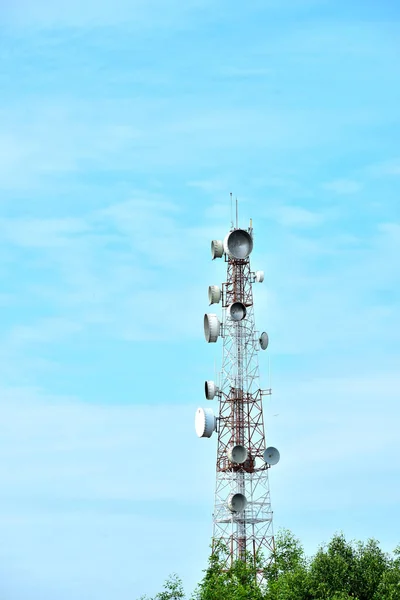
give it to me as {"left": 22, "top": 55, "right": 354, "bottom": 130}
{"left": 195, "top": 208, "right": 280, "bottom": 574}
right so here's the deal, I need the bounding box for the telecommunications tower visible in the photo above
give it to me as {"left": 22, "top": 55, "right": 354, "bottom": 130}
{"left": 195, "top": 203, "right": 280, "bottom": 573}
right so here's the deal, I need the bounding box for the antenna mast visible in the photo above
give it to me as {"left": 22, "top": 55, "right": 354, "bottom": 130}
{"left": 236, "top": 197, "right": 238, "bottom": 229}
{"left": 197, "top": 209, "right": 279, "bottom": 577}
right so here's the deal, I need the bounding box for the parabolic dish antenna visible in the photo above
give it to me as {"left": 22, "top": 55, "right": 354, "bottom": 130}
{"left": 259, "top": 332, "right": 269, "bottom": 350}
{"left": 205, "top": 380, "right": 218, "bottom": 400}
{"left": 263, "top": 447, "right": 280, "bottom": 466}
{"left": 255, "top": 270, "right": 264, "bottom": 283}
{"left": 208, "top": 285, "right": 221, "bottom": 305}
{"left": 211, "top": 240, "right": 224, "bottom": 260}
{"left": 195, "top": 407, "right": 217, "bottom": 438}
{"left": 228, "top": 302, "right": 247, "bottom": 322}
{"left": 224, "top": 229, "right": 253, "bottom": 259}
{"left": 228, "top": 493, "right": 247, "bottom": 512}
{"left": 227, "top": 445, "right": 248, "bottom": 464}
{"left": 204, "top": 313, "right": 220, "bottom": 343}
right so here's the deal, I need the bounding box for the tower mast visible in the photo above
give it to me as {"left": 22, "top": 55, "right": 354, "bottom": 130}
{"left": 195, "top": 208, "right": 280, "bottom": 576}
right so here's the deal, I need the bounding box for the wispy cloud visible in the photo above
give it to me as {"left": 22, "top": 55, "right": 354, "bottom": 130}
{"left": 0, "top": 386, "right": 214, "bottom": 597}
{"left": 0, "top": 196, "right": 229, "bottom": 349}
{"left": 1, "top": 0, "right": 214, "bottom": 28}
{"left": 217, "top": 66, "right": 273, "bottom": 78}
{"left": 0, "top": 217, "right": 90, "bottom": 247}
{"left": 323, "top": 179, "right": 362, "bottom": 195}
{"left": 0, "top": 387, "right": 213, "bottom": 503}
{"left": 271, "top": 372, "right": 400, "bottom": 517}
{"left": 365, "top": 158, "right": 400, "bottom": 178}
{"left": 253, "top": 213, "right": 400, "bottom": 361}
{"left": 272, "top": 205, "right": 324, "bottom": 227}
{"left": 0, "top": 1, "right": 399, "bottom": 597}
{"left": 8, "top": 318, "right": 82, "bottom": 346}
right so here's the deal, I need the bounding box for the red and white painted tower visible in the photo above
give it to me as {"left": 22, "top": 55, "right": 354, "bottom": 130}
{"left": 195, "top": 207, "right": 279, "bottom": 574}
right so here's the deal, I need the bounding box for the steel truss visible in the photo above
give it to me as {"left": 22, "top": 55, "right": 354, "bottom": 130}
{"left": 212, "top": 247, "right": 275, "bottom": 575}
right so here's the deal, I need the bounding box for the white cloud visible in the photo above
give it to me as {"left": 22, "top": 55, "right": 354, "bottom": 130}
{"left": 257, "top": 20, "right": 400, "bottom": 61}
{"left": 0, "top": 387, "right": 214, "bottom": 504}
{"left": 365, "top": 158, "right": 400, "bottom": 178}
{"left": 1, "top": 0, "right": 333, "bottom": 28}
{"left": 217, "top": 66, "right": 273, "bottom": 78}
{"left": 1, "top": 199, "right": 398, "bottom": 357}
{"left": 1, "top": 93, "right": 387, "bottom": 192}
{"left": 323, "top": 179, "right": 362, "bottom": 195}
{"left": 272, "top": 205, "right": 323, "bottom": 228}
{"left": 0, "top": 197, "right": 228, "bottom": 346}
{"left": 379, "top": 222, "right": 400, "bottom": 241}
{"left": 7, "top": 318, "right": 82, "bottom": 347}
{"left": 187, "top": 179, "right": 230, "bottom": 196}
{"left": 0, "top": 367, "right": 399, "bottom": 597}
{"left": 0, "top": 217, "right": 90, "bottom": 248}
{"left": 0, "top": 386, "right": 213, "bottom": 597}
{"left": 1, "top": 0, "right": 213, "bottom": 27}
{"left": 0, "top": 4, "right": 398, "bottom": 597}
{"left": 269, "top": 372, "right": 400, "bottom": 511}
{"left": 251, "top": 214, "right": 400, "bottom": 361}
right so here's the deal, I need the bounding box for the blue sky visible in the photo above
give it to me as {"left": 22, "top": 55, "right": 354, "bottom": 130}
{"left": 0, "top": 0, "right": 399, "bottom": 598}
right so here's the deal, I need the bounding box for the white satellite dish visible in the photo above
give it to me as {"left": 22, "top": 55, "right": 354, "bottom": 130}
{"left": 263, "top": 447, "right": 280, "bottom": 466}
{"left": 205, "top": 380, "right": 218, "bottom": 400}
{"left": 228, "top": 493, "right": 247, "bottom": 512}
{"left": 223, "top": 229, "right": 253, "bottom": 259}
{"left": 227, "top": 445, "right": 248, "bottom": 464}
{"left": 211, "top": 240, "right": 224, "bottom": 260}
{"left": 204, "top": 314, "right": 220, "bottom": 343}
{"left": 259, "top": 332, "right": 269, "bottom": 350}
{"left": 255, "top": 270, "right": 264, "bottom": 283}
{"left": 195, "top": 407, "right": 217, "bottom": 438}
{"left": 208, "top": 285, "right": 221, "bottom": 305}
{"left": 228, "top": 302, "right": 247, "bottom": 322}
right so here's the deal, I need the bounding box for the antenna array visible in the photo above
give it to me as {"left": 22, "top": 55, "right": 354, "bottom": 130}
{"left": 195, "top": 208, "right": 280, "bottom": 574}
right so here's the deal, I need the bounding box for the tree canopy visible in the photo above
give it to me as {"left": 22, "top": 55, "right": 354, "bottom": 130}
{"left": 139, "top": 530, "right": 400, "bottom": 600}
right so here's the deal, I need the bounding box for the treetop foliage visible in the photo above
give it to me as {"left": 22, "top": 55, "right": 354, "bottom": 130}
{"left": 139, "top": 530, "right": 400, "bottom": 600}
